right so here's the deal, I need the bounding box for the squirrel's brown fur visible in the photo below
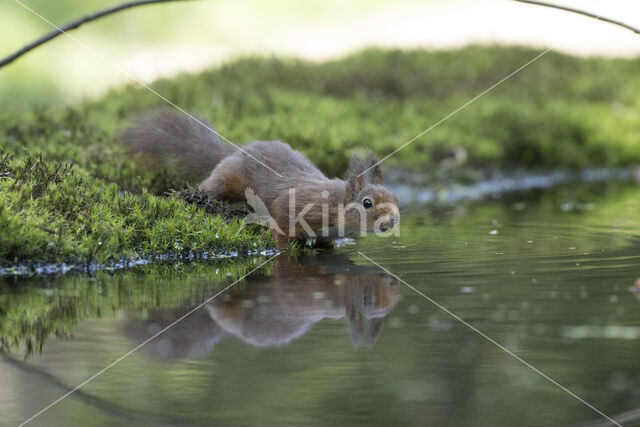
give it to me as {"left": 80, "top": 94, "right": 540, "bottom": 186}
{"left": 121, "top": 109, "right": 400, "bottom": 249}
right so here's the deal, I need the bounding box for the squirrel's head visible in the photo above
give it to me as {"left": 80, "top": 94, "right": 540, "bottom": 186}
{"left": 343, "top": 152, "right": 400, "bottom": 233}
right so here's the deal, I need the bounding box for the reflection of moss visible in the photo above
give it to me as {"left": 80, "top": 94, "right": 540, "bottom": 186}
{"left": 0, "top": 257, "right": 273, "bottom": 356}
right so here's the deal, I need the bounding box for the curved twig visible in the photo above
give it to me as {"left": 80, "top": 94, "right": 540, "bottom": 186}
{"left": 0, "top": 0, "right": 197, "bottom": 68}
{"left": 2, "top": 355, "right": 191, "bottom": 426}
{"left": 513, "top": 0, "right": 640, "bottom": 34}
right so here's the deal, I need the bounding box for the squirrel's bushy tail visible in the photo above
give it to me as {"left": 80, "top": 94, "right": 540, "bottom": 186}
{"left": 119, "top": 109, "right": 235, "bottom": 183}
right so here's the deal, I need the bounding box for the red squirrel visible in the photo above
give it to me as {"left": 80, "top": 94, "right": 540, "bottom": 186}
{"left": 121, "top": 110, "right": 400, "bottom": 249}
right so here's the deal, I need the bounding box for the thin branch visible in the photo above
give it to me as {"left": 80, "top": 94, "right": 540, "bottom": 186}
{"left": 0, "top": 0, "right": 198, "bottom": 68}
{"left": 2, "top": 356, "right": 190, "bottom": 426}
{"left": 513, "top": 0, "right": 640, "bottom": 34}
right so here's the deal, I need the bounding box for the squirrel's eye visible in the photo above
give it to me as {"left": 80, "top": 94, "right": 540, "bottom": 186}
{"left": 363, "top": 198, "right": 373, "bottom": 209}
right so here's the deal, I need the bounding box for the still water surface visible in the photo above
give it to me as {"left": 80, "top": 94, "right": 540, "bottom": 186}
{"left": 1, "top": 183, "right": 640, "bottom": 426}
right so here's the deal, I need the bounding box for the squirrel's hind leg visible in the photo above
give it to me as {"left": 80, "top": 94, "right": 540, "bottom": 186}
{"left": 199, "top": 155, "right": 247, "bottom": 202}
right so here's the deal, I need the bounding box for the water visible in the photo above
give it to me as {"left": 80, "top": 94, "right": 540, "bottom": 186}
{"left": 1, "top": 182, "right": 640, "bottom": 427}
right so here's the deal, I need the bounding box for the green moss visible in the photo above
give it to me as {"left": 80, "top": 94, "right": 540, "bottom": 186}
{"left": 1, "top": 46, "right": 639, "bottom": 263}
{"left": 86, "top": 45, "right": 639, "bottom": 180}
{"left": 171, "top": 186, "right": 250, "bottom": 221}
{"left": 4, "top": 46, "right": 640, "bottom": 187}
{"left": 0, "top": 151, "right": 270, "bottom": 264}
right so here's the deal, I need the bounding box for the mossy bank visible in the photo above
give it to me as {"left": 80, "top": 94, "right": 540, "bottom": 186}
{"left": 0, "top": 151, "right": 269, "bottom": 266}
{"left": 1, "top": 46, "right": 639, "bottom": 264}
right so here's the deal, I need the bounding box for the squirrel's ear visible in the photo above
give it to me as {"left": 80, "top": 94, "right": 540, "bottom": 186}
{"left": 347, "top": 174, "right": 364, "bottom": 200}
{"left": 364, "top": 152, "right": 384, "bottom": 185}
{"left": 346, "top": 154, "right": 365, "bottom": 200}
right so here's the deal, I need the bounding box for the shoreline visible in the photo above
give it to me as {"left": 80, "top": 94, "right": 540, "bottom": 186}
{"left": 3, "top": 167, "right": 637, "bottom": 278}
{"left": 389, "top": 166, "right": 639, "bottom": 206}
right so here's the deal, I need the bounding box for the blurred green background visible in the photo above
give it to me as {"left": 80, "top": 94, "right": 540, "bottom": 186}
{"left": 2, "top": 0, "right": 639, "bottom": 105}
{"left": 1, "top": 0, "right": 436, "bottom": 104}
{"left": 1, "top": 0, "right": 639, "bottom": 264}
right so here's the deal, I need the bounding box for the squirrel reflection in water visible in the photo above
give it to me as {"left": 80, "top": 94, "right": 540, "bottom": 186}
{"left": 123, "top": 254, "right": 399, "bottom": 361}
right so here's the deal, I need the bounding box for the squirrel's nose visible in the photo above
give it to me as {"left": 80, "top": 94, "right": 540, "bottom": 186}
{"left": 379, "top": 216, "right": 398, "bottom": 232}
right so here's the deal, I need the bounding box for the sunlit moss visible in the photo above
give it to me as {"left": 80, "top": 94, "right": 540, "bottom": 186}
{"left": 3, "top": 46, "right": 639, "bottom": 190}
{"left": 1, "top": 46, "right": 639, "bottom": 264}
{"left": 0, "top": 151, "right": 271, "bottom": 264}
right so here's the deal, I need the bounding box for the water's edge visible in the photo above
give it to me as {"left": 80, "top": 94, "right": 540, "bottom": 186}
{"left": 2, "top": 167, "right": 638, "bottom": 277}
{"left": 388, "top": 167, "right": 639, "bottom": 205}
{"left": 0, "top": 249, "right": 279, "bottom": 278}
